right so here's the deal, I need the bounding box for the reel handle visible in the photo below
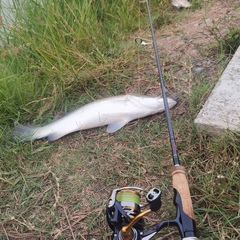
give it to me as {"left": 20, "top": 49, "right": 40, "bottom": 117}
{"left": 172, "top": 166, "right": 195, "bottom": 220}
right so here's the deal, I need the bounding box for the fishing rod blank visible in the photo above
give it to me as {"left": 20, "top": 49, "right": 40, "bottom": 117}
{"left": 145, "top": 0, "right": 179, "bottom": 166}
{"left": 145, "top": 0, "right": 197, "bottom": 236}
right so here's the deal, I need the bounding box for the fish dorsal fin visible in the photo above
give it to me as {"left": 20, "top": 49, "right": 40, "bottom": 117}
{"left": 107, "top": 120, "right": 130, "bottom": 133}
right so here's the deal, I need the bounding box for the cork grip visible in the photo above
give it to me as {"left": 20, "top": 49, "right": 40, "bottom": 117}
{"left": 172, "top": 166, "right": 195, "bottom": 220}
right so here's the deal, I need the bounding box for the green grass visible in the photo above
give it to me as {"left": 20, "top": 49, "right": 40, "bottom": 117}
{"left": 208, "top": 20, "right": 240, "bottom": 56}
{"left": 0, "top": 0, "right": 139, "bottom": 122}
{"left": 1, "top": 0, "right": 240, "bottom": 239}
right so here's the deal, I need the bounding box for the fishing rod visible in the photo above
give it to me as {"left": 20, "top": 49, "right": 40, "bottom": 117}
{"left": 106, "top": 0, "right": 198, "bottom": 239}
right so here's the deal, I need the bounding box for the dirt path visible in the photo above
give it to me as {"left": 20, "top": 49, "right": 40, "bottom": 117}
{"left": 158, "top": 1, "right": 240, "bottom": 60}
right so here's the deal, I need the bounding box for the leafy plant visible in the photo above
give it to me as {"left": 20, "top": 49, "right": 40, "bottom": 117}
{"left": 208, "top": 23, "right": 240, "bottom": 55}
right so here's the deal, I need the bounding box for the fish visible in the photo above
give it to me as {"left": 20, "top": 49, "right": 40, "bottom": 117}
{"left": 13, "top": 95, "right": 177, "bottom": 141}
{"left": 172, "top": 0, "right": 192, "bottom": 8}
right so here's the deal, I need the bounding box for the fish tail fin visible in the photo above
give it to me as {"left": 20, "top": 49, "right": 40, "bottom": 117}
{"left": 13, "top": 124, "right": 41, "bottom": 141}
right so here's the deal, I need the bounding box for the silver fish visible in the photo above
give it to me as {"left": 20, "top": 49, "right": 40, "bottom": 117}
{"left": 172, "top": 0, "right": 192, "bottom": 8}
{"left": 13, "top": 95, "right": 177, "bottom": 141}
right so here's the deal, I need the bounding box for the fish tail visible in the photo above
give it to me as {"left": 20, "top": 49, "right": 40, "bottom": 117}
{"left": 13, "top": 124, "right": 41, "bottom": 141}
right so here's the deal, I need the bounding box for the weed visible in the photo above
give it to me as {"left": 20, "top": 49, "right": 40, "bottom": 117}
{"left": 219, "top": 26, "right": 240, "bottom": 54}
{"left": 208, "top": 21, "right": 240, "bottom": 55}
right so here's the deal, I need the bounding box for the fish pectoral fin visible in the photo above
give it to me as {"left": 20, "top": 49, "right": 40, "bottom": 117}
{"left": 107, "top": 120, "right": 130, "bottom": 133}
{"left": 47, "top": 132, "right": 65, "bottom": 141}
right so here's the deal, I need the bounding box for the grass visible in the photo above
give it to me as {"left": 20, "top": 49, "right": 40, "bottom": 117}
{"left": 208, "top": 24, "right": 240, "bottom": 59}
{"left": 0, "top": 0, "right": 140, "bottom": 122}
{"left": 1, "top": 0, "right": 240, "bottom": 239}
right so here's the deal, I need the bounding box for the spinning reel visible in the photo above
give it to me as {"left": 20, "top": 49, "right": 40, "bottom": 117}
{"left": 106, "top": 187, "right": 162, "bottom": 240}
{"left": 106, "top": 185, "right": 197, "bottom": 240}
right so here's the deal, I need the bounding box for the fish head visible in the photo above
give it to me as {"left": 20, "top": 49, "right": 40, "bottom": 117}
{"left": 129, "top": 95, "right": 177, "bottom": 116}
{"left": 149, "top": 96, "right": 177, "bottom": 114}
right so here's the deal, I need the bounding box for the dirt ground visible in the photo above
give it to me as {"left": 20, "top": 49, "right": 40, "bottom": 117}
{"left": 158, "top": 1, "right": 240, "bottom": 64}
{"left": 127, "top": 0, "right": 240, "bottom": 95}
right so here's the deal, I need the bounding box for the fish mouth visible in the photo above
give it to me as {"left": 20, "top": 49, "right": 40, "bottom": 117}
{"left": 174, "top": 97, "right": 180, "bottom": 102}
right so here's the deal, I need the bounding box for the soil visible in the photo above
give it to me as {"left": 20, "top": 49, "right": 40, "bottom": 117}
{"left": 159, "top": 2, "right": 239, "bottom": 52}
{"left": 125, "top": 0, "right": 240, "bottom": 122}
{"left": 157, "top": 1, "right": 240, "bottom": 64}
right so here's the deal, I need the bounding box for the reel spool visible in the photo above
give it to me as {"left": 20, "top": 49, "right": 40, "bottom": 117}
{"left": 116, "top": 190, "right": 141, "bottom": 220}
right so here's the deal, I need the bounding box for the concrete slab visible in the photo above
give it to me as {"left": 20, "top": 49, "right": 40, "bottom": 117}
{"left": 194, "top": 46, "right": 240, "bottom": 135}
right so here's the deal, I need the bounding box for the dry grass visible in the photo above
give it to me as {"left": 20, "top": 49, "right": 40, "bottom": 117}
{"left": 1, "top": 0, "right": 240, "bottom": 239}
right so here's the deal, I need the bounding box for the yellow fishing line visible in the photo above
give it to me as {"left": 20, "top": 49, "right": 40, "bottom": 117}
{"left": 116, "top": 190, "right": 140, "bottom": 205}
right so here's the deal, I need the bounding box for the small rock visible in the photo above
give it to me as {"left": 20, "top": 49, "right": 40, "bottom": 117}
{"left": 194, "top": 67, "right": 204, "bottom": 74}
{"left": 193, "top": 59, "right": 203, "bottom": 67}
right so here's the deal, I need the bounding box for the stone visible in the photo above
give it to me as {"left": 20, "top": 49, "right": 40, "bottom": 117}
{"left": 194, "top": 46, "right": 240, "bottom": 135}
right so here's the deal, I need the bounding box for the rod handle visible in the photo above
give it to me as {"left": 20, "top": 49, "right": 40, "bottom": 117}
{"left": 172, "top": 166, "right": 195, "bottom": 220}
